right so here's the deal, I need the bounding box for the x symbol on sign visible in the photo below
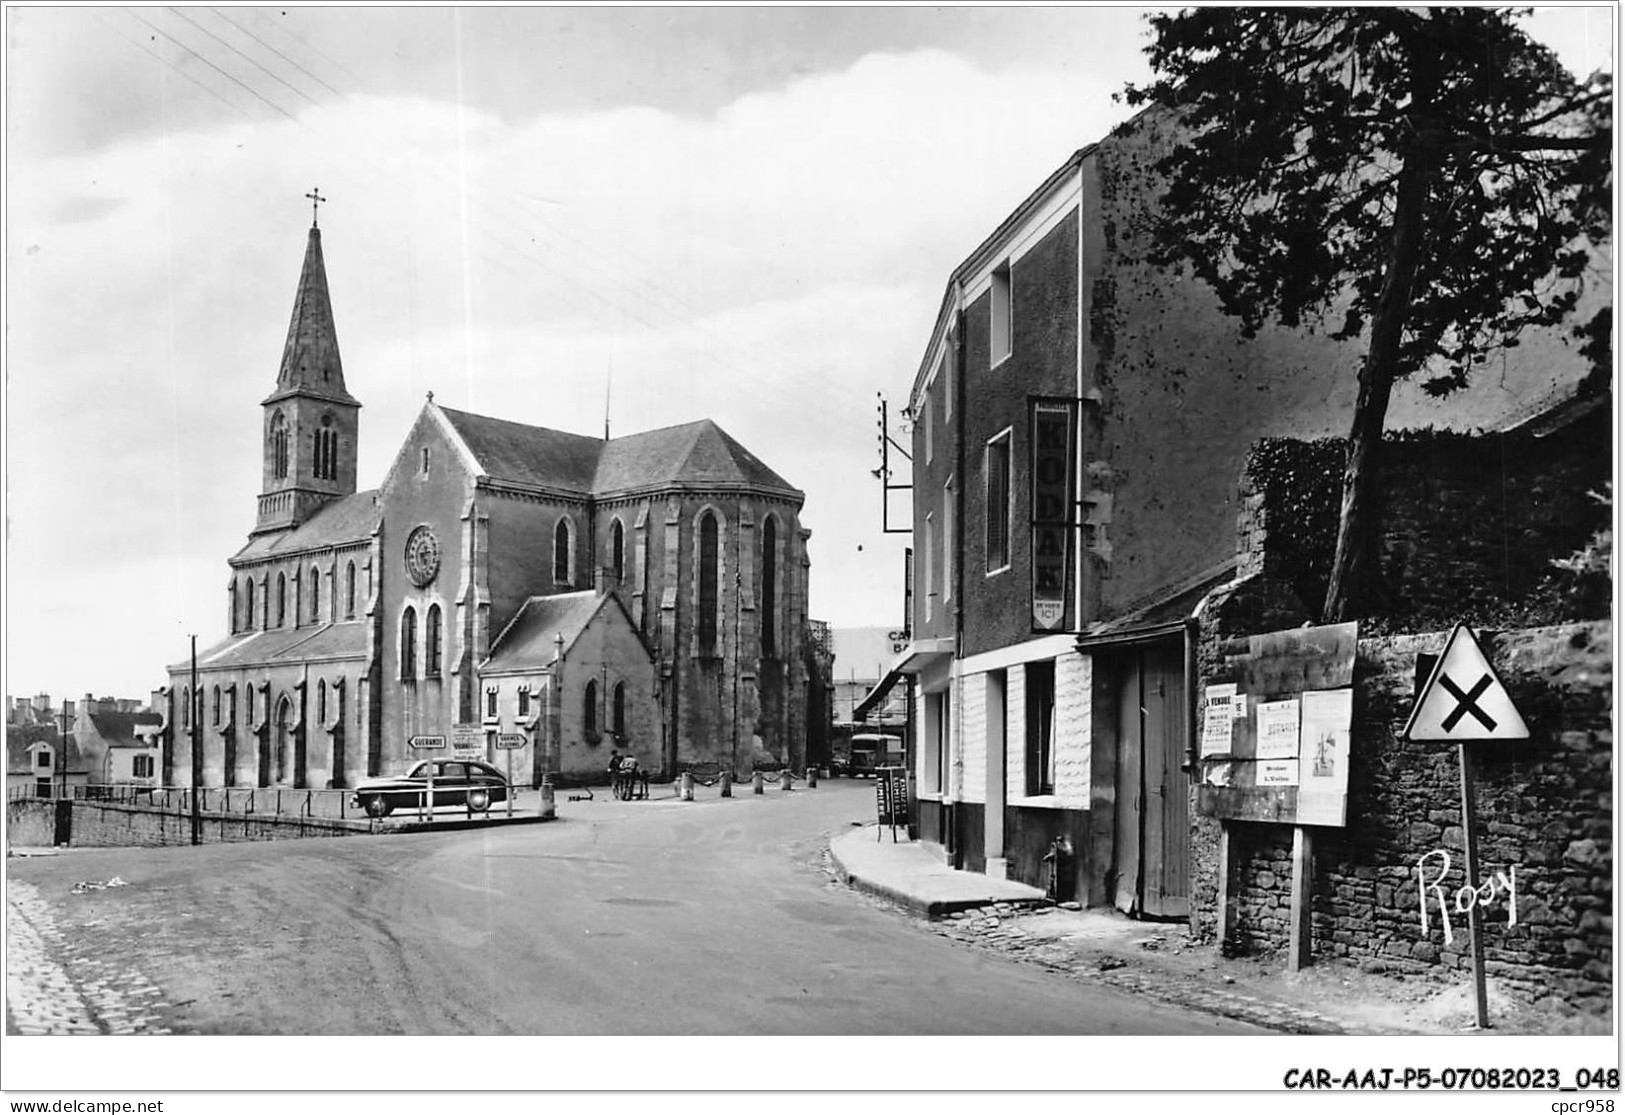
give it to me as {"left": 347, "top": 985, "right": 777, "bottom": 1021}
{"left": 1438, "top": 672, "right": 1497, "bottom": 733}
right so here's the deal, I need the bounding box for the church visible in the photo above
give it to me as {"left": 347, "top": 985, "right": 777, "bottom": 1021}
{"left": 164, "top": 218, "right": 811, "bottom": 790}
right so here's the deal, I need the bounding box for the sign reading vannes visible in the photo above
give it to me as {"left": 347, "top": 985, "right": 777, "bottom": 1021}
{"left": 1031, "top": 398, "right": 1077, "bottom": 632}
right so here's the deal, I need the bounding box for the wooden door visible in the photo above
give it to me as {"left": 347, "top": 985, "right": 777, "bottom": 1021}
{"left": 1112, "top": 642, "right": 1190, "bottom": 918}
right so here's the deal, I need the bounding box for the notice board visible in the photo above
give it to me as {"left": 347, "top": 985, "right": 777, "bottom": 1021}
{"left": 1195, "top": 622, "right": 1357, "bottom": 827}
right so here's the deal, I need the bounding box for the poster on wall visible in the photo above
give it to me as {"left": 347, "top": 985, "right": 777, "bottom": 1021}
{"left": 1029, "top": 398, "right": 1077, "bottom": 632}
{"left": 1201, "top": 683, "right": 1237, "bottom": 756}
{"left": 1298, "top": 688, "right": 1353, "bottom": 824}
{"left": 1258, "top": 759, "right": 1298, "bottom": 786}
{"left": 1255, "top": 697, "right": 1301, "bottom": 759}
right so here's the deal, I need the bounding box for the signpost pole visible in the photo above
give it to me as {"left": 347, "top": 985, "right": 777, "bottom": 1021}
{"left": 1458, "top": 741, "right": 1490, "bottom": 1028}
{"left": 506, "top": 744, "right": 514, "bottom": 818}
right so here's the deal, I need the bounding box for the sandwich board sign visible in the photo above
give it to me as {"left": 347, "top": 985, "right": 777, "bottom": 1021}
{"left": 1402, "top": 624, "right": 1529, "bottom": 742}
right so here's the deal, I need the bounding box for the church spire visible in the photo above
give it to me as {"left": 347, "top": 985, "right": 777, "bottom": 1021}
{"left": 265, "top": 207, "right": 355, "bottom": 406}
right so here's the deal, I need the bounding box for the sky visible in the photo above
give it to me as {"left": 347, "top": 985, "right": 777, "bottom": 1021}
{"left": 4, "top": 4, "right": 1615, "bottom": 707}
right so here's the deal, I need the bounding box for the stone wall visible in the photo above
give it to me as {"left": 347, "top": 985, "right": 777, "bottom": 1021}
{"left": 7, "top": 798, "right": 362, "bottom": 849}
{"left": 1237, "top": 409, "right": 1612, "bottom": 632}
{"left": 1194, "top": 621, "right": 1612, "bottom": 1016}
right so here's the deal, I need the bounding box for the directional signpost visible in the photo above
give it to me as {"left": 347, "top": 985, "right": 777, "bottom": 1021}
{"left": 496, "top": 734, "right": 526, "bottom": 817}
{"left": 407, "top": 736, "right": 446, "bottom": 821}
{"left": 1403, "top": 623, "right": 1529, "bottom": 1029}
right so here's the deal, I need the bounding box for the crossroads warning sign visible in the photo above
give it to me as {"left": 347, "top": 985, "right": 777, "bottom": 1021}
{"left": 1402, "top": 624, "right": 1530, "bottom": 741}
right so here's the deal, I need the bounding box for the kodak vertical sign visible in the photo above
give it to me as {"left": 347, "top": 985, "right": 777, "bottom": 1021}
{"left": 1030, "top": 398, "right": 1077, "bottom": 632}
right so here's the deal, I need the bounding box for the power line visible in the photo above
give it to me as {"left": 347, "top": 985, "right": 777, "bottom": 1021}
{"left": 106, "top": 10, "right": 870, "bottom": 435}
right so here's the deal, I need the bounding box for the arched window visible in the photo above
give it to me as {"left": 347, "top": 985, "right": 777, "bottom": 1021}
{"left": 345, "top": 561, "right": 356, "bottom": 619}
{"left": 229, "top": 580, "right": 239, "bottom": 634}
{"left": 277, "top": 573, "right": 287, "bottom": 627}
{"left": 425, "top": 604, "right": 442, "bottom": 677}
{"left": 271, "top": 412, "right": 289, "bottom": 479}
{"left": 761, "top": 516, "right": 778, "bottom": 657}
{"left": 400, "top": 607, "right": 418, "bottom": 678}
{"left": 697, "top": 511, "right": 719, "bottom": 656}
{"left": 318, "top": 679, "right": 327, "bottom": 724}
{"left": 246, "top": 577, "right": 256, "bottom": 631}
{"left": 611, "top": 519, "right": 626, "bottom": 582}
{"left": 612, "top": 681, "right": 627, "bottom": 739}
{"left": 246, "top": 683, "right": 254, "bottom": 724}
{"left": 315, "top": 416, "right": 338, "bottom": 481}
{"left": 583, "top": 679, "right": 598, "bottom": 737}
{"left": 212, "top": 686, "right": 221, "bottom": 725}
{"left": 181, "top": 686, "right": 191, "bottom": 729}
{"left": 554, "top": 518, "right": 572, "bottom": 585}
{"left": 310, "top": 566, "right": 322, "bottom": 623}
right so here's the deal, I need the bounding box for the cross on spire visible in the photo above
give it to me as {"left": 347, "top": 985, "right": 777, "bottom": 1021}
{"left": 305, "top": 187, "right": 326, "bottom": 228}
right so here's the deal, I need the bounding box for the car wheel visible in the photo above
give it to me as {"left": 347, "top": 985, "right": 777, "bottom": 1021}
{"left": 364, "top": 795, "right": 392, "bottom": 819}
{"left": 467, "top": 788, "right": 491, "bottom": 813}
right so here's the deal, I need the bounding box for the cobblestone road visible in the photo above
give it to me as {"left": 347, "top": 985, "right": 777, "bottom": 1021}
{"left": 7, "top": 876, "right": 172, "bottom": 1036}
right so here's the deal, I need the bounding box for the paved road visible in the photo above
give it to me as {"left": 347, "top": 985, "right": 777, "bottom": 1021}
{"left": 7, "top": 781, "right": 1259, "bottom": 1036}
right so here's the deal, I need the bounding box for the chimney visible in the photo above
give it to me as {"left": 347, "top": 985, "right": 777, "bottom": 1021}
{"left": 151, "top": 689, "right": 164, "bottom": 715}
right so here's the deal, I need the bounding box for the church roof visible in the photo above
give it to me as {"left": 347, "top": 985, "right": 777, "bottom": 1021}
{"left": 263, "top": 226, "right": 358, "bottom": 407}
{"left": 233, "top": 490, "right": 380, "bottom": 562}
{"left": 483, "top": 592, "right": 635, "bottom": 673}
{"left": 593, "top": 420, "right": 798, "bottom": 496}
{"left": 438, "top": 408, "right": 603, "bottom": 494}
{"left": 436, "top": 407, "right": 800, "bottom": 500}
{"left": 181, "top": 621, "right": 369, "bottom": 673}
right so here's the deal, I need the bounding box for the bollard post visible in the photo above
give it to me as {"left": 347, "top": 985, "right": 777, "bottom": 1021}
{"left": 806, "top": 766, "right": 818, "bottom": 789}
{"left": 680, "top": 771, "right": 695, "bottom": 801}
{"left": 720, "top": 771, "right": 732, "bottom": 798}
{"left": 780, "top": 769, "right": 793, "bottom": 792}
{"left": 752, "top": 771, "right": 765, "bottom": 795}
{"left": 539, "top": 777, "right": 556, "bottom": 819}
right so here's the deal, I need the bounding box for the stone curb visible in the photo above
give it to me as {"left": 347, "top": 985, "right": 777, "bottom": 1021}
{"left": 826, "top": 837, "right": 1045, "bottom": 919}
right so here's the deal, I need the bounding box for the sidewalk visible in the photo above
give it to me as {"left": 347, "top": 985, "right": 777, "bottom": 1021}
{"left": 826, "top": 826, "right": 1597, "bottom": 1036}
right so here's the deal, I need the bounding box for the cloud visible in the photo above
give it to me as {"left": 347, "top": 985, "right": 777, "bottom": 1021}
{"left": 7, "top": 46, "right": 1144, "bottom": 698}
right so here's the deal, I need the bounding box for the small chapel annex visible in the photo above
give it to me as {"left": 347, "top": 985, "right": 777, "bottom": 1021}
{"left": 164, "top": 219, "right": 811, "bottom": 790}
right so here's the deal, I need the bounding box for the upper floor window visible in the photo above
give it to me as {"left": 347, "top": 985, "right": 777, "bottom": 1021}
{"left": 612, "top": 682, "right": 627, "bottom": 739}
{"left": 310, "top": 566, "right": 322, "bottom": 623}
{"left": 486, "top": 687, "right": 499, "bottom": 719}
{"left": 611, "top": 519, "right": 626, "bottom": 582}
{"left": 36, "top": 749, "right": 52, "bottom": 770}
{"left": 922, "top": 395, "right": 934, "bottom": 464}
{"left": 697, "top": 511, "right": 720, "bottom": 656}
{"left": 554, "top": 518, "right": 573, "bottom": 586}
{"left": 924, "top": 511, "right": 935, "bottom": 622}
{"left": 990, "top": 261, "right": 1012, "bottom": 366}
{"left": 421, "top": 447, "right": 431, "bottom": 475}
{"left": 132, "top": 754, "right": 155, "bottom": 779}
{"left": 317, "top": 679, "right": 327, "bottom": 724}
{"left": 986, "top": 431, "right": 1011, "bottom": 572}
{"left": 229, "top": 579, "right": 239, "bottom": 634}
{"left": 212, "top": 686, "right": 221, "bottom": 726}
{"left": 345, "top": 561, "right": 357, "bottom": 619}
{"left": 425, "top": 604, "right": 443, "bottom": 678}
{"left": 400, "top": 606, "right": 418, "bottom": 678}
{"left": 944, "top": 476, "right": 955, "bottom": 602}
{"left": 518, "top": 687, "right": 531, "bottom": 718}
{"left": 760, "top": 516, "right": 778, "bottom": 657}
{"left": 277, "top": 573, "right": 288, "bottom": 627}
{"left": 181, "top": 686, "right": 191, "bottom": 729}
{"left": 245, "top": 577, "right": 256, "bottom": 632}
{"left": 583, "top": 680, "right": 598, "bottom": 737}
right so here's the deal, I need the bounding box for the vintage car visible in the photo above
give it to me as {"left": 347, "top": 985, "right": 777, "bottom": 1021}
{"left": 844, "top": 733, "right": 904, "bottom": 778}
{"left": 351, "top": 759, "right": 511, "bottom": 818}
